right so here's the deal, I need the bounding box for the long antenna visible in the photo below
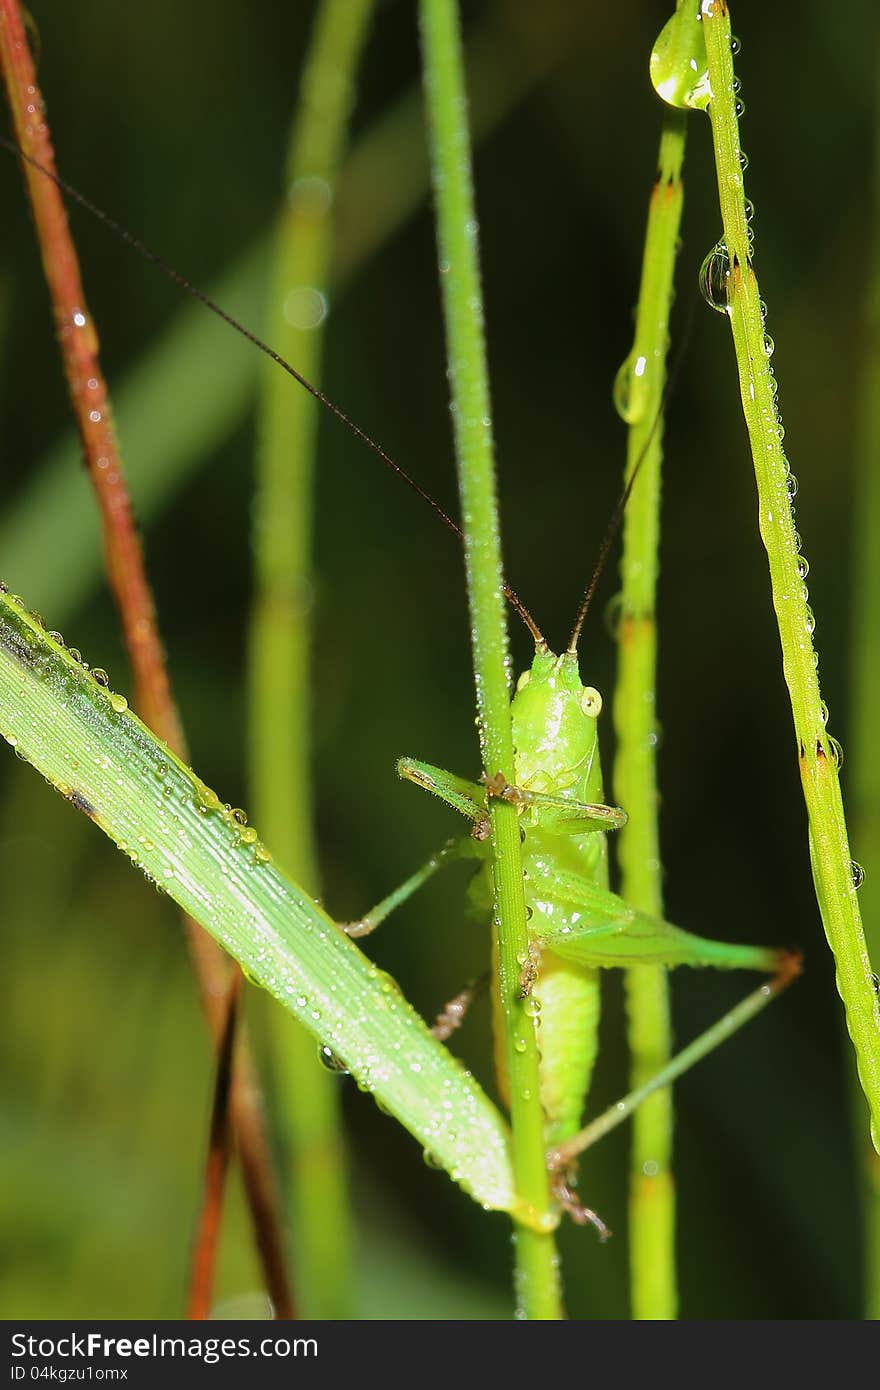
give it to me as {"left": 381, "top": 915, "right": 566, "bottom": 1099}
{"left": 566, "top": 457, "right": 645, "bottom": 655}
{"left": 0, "top": 135, "right": 546, "bottom": 646}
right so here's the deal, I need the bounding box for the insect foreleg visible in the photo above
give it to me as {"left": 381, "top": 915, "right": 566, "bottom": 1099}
{"left": 483, "top": 774, "right": 627, "bottom": 834}
{"left": 397, "top": 756, "right": 489, "bottom": 833}
{"left": 340, "top": 836, "right": 478, "bottom": 939}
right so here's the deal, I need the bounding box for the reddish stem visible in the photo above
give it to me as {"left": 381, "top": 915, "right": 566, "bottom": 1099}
{"left": 187, "top": 972, "right": 243, "bottom": 1319}
{"left": 0, "top": 0, "right": 293, "bottom": 1319}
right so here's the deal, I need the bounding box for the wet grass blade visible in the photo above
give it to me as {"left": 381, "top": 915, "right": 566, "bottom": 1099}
{"left": 0, "top": 587, "right": 516, "bottom": 1216}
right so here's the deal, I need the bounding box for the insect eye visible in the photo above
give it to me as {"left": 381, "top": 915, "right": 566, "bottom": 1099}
{"left": 516, "top": 669, "right": 531, "bottom": 692}
{"left": 580, "top": 686, "right": 603, "bottom": 717}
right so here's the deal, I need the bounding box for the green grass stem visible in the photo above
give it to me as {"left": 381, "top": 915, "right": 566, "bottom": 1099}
{"left": 249, "top": 0, "right": 373, "bottom": 1321}
{"left": 418, "top": 0, "right": 561, "bottom": 1319}
{"left": 612, "top": 106, "right": 687, "bottom": 1321}
{"left": 848, "top": 36, "right": 880, "bottom": 1322}
{"left": 702, "top": 0, "right": 880, "bottom": 1146}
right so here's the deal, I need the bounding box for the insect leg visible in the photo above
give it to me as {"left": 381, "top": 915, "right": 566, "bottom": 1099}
{"left": 397, "top": 756, "right": 489, "bottom": 834}
{"left": 547, "top": 953, "right": 802, "bottom": 1173}
{"left": 340, "top": 836, "right": 478, "bottom": 939}
{"left": 484, "top": 773, "right": 627, "bottom": 834}
{"left": 430, "top": 972, "right": 490, "bottom": 1041}
{"left": 526, "top": 861, "right": 787, "bottom": 974}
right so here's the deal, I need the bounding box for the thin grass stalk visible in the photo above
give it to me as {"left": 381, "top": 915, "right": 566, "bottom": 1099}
{"left": 701, "top": 0, "right": 880, "bottom": 1144}
{"left": 0, "top": 0, "right": 294, "bottom": 1315}
{"left": 249, "top": 0, "right": 374, "bottom": 1321}
{"left": 418, "top": 0, "right": 561, "bottom": 1319}
{"left": 612, "top": 107, "right": 686, "bottom": 1321}
{"left": 848, "top": 41, "right": 880, "bottom": 1323}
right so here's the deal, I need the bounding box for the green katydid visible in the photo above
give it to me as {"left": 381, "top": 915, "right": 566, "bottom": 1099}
{"left": 0, "top": 137, "right": 801, "bottom": 1234}
{"left": 346, "top": 602, "right": 797, "bottom": 1227}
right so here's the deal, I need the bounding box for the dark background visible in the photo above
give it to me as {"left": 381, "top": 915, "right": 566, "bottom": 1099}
{"left": 0, "top": 0, "right": 873, "bottom": 1318}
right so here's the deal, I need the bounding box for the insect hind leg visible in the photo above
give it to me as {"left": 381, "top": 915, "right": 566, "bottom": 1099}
{"left": 551, "top": 1171, "right": 612, "bottom": 1242}
{"left": 339, "top": 836, "right": 476, "bottom": 939}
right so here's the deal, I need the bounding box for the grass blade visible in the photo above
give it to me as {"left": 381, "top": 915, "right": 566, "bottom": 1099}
{"left": 0, "top": 586, "right": 517, "bottom": 1216}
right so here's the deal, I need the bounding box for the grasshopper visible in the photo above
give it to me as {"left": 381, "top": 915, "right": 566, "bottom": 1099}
{"left": 344, "top": 597, "right": 795, "bottom": 1224}
{"left": 0, "top": 128, "right": 798, "bottom": 1232}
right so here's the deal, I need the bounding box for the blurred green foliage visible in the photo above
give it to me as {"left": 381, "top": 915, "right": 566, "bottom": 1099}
{"left": 0, "top": 0, "right": 874, "bottom": 1317}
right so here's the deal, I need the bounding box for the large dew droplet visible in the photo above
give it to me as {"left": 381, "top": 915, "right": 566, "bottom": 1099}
{"left": 699, "top": 243, "right": 731, "bottom": 315}
{"left": 650, "top": 6, "right": 711, "bottom": 111}
{"left": 612, "top": 350, "right": 649, "bottom": 425}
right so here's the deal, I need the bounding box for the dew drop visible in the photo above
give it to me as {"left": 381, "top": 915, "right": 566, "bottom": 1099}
{"left": 851, "top": 861, "right": 865, "bottom": 890}
{"left": 282, "top": 286, "right": 328, "bottom": 331}
{"left": 318, "top": 1044, "right": 349, "bottom": 1074}
{"left": 699, "top": 242, "right": 731, "bottom": 315}
{"left": 523, "top": 997, "right": 541, "bottom": 1019}
{"left": 92, "top": 668, "right": 109, "bottom": 686}
{"left": 287, "top": 174, "right": 332, "bottom": 216}
{"left": 649, "top": 7, "right": 711, "bottom": 110}
{"left": 612, "top": 350, "right": 648, "bottom": 424}
{"left": 109, "top": 692, "right": 128, "bottom": 713}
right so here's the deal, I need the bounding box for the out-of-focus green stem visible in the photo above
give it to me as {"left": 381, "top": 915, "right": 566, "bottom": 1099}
{"left": 612, "top": 110, "right": 686, "bottom": 1322}
{"left": 249, "top": 0, "right": 374, "bottom": 1321}
{"left": 418, "top": 0, "right": 561, "bottom": 1320}
{"left": 848, "top": 33, "right": 880, "bottom": 1325}
{"left": 702, "top": 1, "right": 880, "bottom": 1146}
